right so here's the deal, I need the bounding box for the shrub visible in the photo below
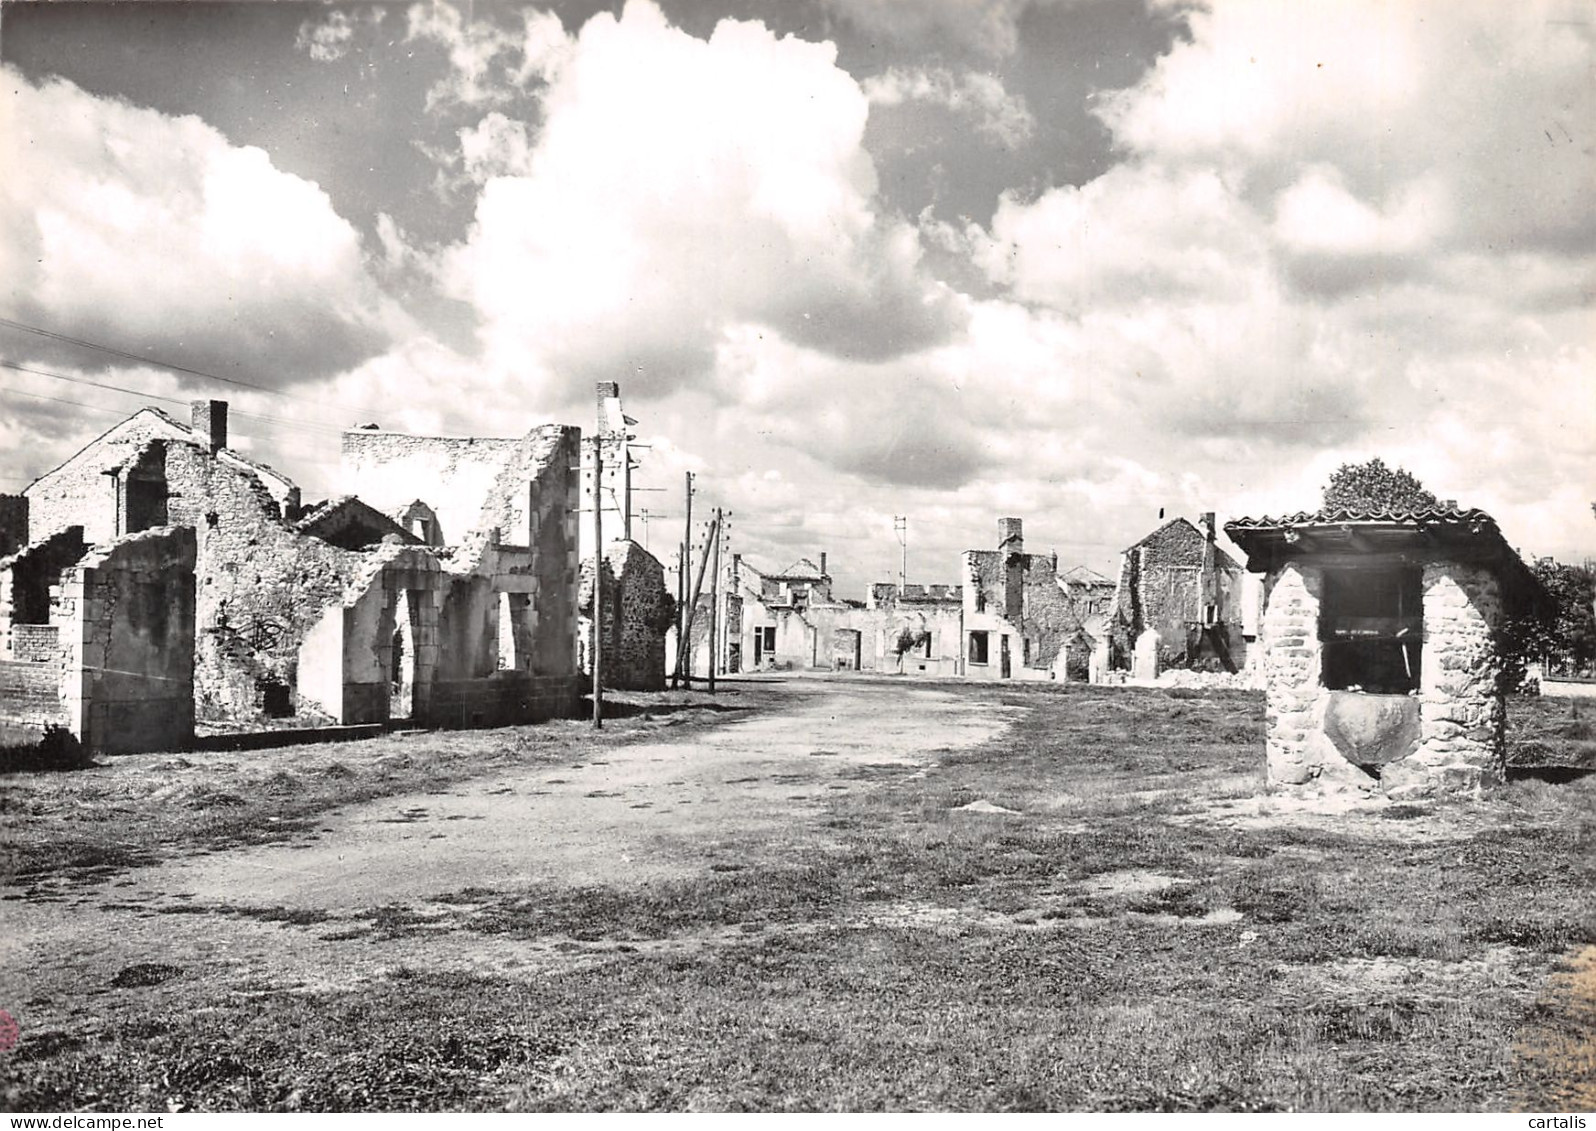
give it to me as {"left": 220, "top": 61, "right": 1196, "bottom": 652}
{"left": 0, "top": 723, "right": 94, "bottom": 774}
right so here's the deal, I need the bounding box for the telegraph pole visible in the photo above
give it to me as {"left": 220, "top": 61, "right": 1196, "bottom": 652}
{"left": 675, "top": 471, "right": 695, "bottom": 688}
{"left": 708, "top": 508, "right": 722, "bottom": 694}
{"left": 591, "top": 437, "right": 603, "bottom": 728}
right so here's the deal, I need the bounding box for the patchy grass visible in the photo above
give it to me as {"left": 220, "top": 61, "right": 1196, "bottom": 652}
{"left": 3, "top": 680, "right": 1593, "bottom": 1112}
{"left": 1508, "top": 695, "right": 1596, "bottom": 772}
{"left": 0, "top": 688, "right": 770, "bottom": 892}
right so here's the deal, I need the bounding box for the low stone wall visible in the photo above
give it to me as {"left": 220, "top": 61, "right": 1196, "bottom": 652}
{"left": 428, "top": 672, "right": 580, "bottom": 728}
{"left": 0, "top": 660, "right": 66, "bottom": 744}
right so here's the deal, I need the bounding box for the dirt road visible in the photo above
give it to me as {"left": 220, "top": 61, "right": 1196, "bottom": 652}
{"left": 2, "top": 678, "right": 1021, "bottom": 1019}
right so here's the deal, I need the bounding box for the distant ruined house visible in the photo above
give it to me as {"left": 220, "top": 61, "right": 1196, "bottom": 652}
{"left": 1107, "top": 514, "right": 1247, "bottom": 676}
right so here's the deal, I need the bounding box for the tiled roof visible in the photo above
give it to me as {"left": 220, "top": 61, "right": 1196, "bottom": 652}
{"left": 779, "top": 557, "right": 827, "bottom": 579}
{"left": 1225, "top": 505, "right": 1496, "bottom": 530}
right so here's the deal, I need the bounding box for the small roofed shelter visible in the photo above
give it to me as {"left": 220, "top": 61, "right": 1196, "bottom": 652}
{"left": 1225, "top": 505, "right": 1544, "bottom": 798}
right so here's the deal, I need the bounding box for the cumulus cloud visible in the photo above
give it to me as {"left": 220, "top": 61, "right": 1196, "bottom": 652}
{"left": 961, "top": 0, "right": 1596, "bottom": 543}
{"left": 864, "top": 66, "right": 1035, "bottom": 147}
{"left": 441, "top": 0, "right": 962, "bottom": 393}
{"left": 0, "top": 66, "right": 401, "bottom": 389}
{"left": 406, "top": 1, "right": 571, "bottom": 110}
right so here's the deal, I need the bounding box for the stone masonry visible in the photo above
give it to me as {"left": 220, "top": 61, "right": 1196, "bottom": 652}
{"left": 1383, "top": 562, "right": 1504, "bottom": 796}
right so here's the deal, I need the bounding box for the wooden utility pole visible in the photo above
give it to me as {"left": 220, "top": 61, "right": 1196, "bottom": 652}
{"left": 591, "top": 437, "right": 603, "bottom": 728}
{"left": 674, "top": 471, "right": 695, "bottom": 688}
{"left": 678, "top": 514, "right": 718, "bottom": 688}
{"left": 708, "top": 507, "right": 722, "bottom": 694}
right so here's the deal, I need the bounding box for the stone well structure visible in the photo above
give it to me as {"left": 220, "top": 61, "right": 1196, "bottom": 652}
{"left": 1225, "top": 506, "right": 1542, "bottom": 798}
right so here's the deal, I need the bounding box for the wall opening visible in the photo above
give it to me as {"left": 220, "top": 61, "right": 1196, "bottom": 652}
{"left": 390, "top": 592, "right": 417, "bottom": 721}
{"left": 969, "top": 631, "right": 990, "bottom": 665}
{"left": 1319, "top": 566, "right": 1423, "bottom": 693}
{"left": 256, "top": 676, "right": 292, "bottom": 718}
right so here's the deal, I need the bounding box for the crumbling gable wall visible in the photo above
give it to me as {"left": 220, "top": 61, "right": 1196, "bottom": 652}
{"left": 1109, "top": 517, "right": 1247, "bottom": 673}
{"left": 160, "top": 441, "right": 368, "bottom": 725}
{"left": 23, "top": 406, "right": 298, "bottom": 548}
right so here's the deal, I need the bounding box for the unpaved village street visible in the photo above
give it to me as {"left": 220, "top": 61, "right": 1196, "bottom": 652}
{"left": 2, "top": 679, "right": 1019, "bottom": 1015}
{"left": 4, "top": 678, "right": 1593, "bottom": 1112}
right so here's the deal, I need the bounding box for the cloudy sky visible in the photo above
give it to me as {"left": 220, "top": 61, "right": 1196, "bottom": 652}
{"left": 1, "top": 0, "right": 1592, "bottom": 593}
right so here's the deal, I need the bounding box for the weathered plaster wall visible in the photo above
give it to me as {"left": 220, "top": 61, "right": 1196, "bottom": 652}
{"left": 340, "top": 425, "right": 577, "bottom": 549}
{"left": 61, "top": 526, "right": 197, "bottom": 754}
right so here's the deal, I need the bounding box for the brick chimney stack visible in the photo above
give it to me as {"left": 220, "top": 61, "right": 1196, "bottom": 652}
{"left": 191, "top": 400, "right": 227, "bottom": 454}
{"left": 819, "top": 551, "right": 828, "bottom": 578}
{"left": 998, "top": 517, "right": 1024, "bottom": 554}
{"left": 1201, "top": 512, "right": 1216, "bottom": 542}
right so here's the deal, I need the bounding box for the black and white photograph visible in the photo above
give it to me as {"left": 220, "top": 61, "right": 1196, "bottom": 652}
{"left": 0, "top": 0, "right": 1593, "bottom": 1114}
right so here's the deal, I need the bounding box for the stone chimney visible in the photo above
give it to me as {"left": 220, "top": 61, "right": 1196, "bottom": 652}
{"left": 1201, "top": 512, "right": 1216, "bottom": 542}
{"left": 1000, "top": 517, "right": 1024, "bottom": 622}
{"left": 596, "top": 381, "right": 623, "bottom": 437}
{"left": 191, "top": 400, "right": 227, "bottom": 454}
{"left": 998, "top": 517, "right": 1024, "bottom": 554}
{"left": 819, "top": 551, "right": 828, "bottom": 577}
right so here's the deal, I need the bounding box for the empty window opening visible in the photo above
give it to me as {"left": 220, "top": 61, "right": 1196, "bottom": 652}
{"left": 1320, "top": 567, "right": 1422, "bottom": 693}
{"left": 390, "top": 593, "right": 417, "bottom": 720}
{"left": 256, "top": 676, "right": 292, "bottom": 718}
{"left": 969, "top": 631, "right": 990, "bottom": 665}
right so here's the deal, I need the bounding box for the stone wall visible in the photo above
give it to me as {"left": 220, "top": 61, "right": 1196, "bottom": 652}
{"left": 340, "top": 426, "right": 577, "bottom": 548}
{"left": 1258, "top": 563, "right": 1338, "bottom": 787}
{"left": 61, "top": 526, "right": 197, "bottom": 755}
{"left": 24, "top": 407, "right": 296, "bottom": 547}
{"left": 580, "top": 541, "right": 673, "bottom": 691}
{"left": 1110, "top": 518, "right": 1247, "bottom": 672}
{"left": 0, "top": 527, "right": 89, "bottom": 659}
{"left": 0, "top": 660, "right": 66, "bottom": 745}
{"left": 162, "top": 442, "right": 368, "bottom": 726}
{"left": 1383, "top": 562, "right": 1505, "bottom": 796}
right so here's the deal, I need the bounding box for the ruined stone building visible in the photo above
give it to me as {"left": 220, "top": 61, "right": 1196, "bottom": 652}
{"left": 729, "top": 554, "right": 848, "bottom": 672}
{"left": 1106, "top": 514, "right": 1247, "bottom": 678}
{"left": 1225, "top": 505, "right": 1543, "bottom": 797}
{"left": 961, "top": 518, "right": 1095, "bottom": 681}
{"left": 1, "top": 398, "right": 588, "bottom": 753}
{"left": 340, "top": 382, "right": 671, "bottom": 692}
{"left": 707, "top": 517, "right": 1105, "bottom": 681}
{"left": 862, "top": 582, "right": 965, "bottom": 676}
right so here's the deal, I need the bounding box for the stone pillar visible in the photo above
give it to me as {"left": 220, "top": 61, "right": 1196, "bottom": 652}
{"left": 1089, "top": 636, "right": 1110, "bottom": 683}
{"left": 1261, "top": 563, "right": 1324, "bottom": 787}
{"left": 1383, "top": 562, "right": 1504, "bottom": 797}
{"left": 1132, "top": 628, "right": 1161, "bottom": 681}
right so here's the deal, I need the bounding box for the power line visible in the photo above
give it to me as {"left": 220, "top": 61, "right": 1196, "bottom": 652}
{"left": 0, "top": 315, "right": 390, "bottom": 419}
{"left": 2, "top": 358, "right": 352, "bottom": 440}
